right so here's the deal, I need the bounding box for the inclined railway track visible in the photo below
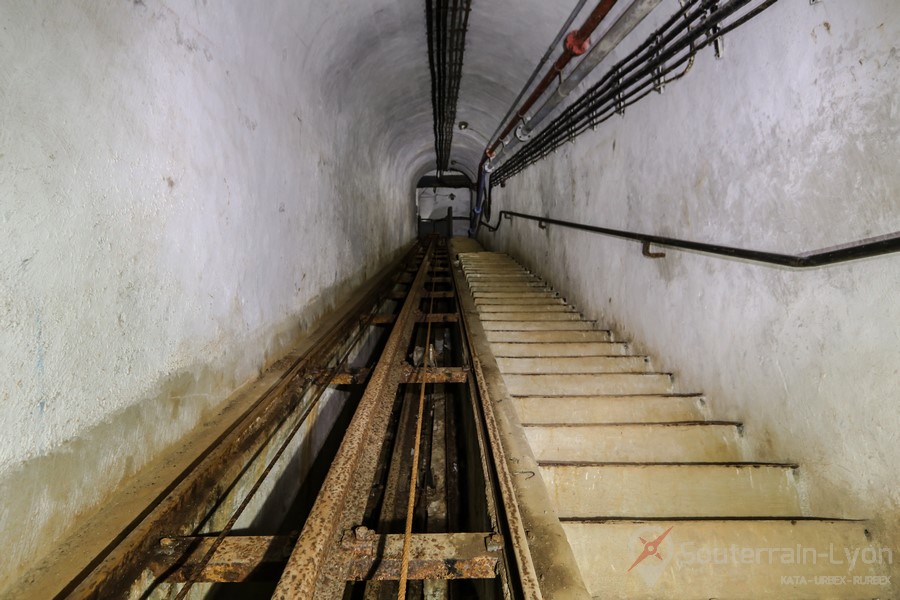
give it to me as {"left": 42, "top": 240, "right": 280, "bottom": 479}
{"left": 35, "top": 236, "right": 535, "bottom": 600}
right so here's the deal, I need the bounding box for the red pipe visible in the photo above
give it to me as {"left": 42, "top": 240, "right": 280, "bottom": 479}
{"left": 486, "top": 0, "right": 618, "bottom": 159}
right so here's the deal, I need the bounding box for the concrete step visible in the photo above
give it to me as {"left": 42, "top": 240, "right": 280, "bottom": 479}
{"left": 491, "top": 342, "right": 630, "bottom": 357}
{"left": 466, "top": 273, "right": 537, "bottom": 280}
{"left": 476, "top": 303, "right": 575, "bottom": 312}
{"left": 460, "top": 265, "right": 523, "bottom": 270}
{"left": 497, "top": 356, "right": 652, "bottom": 374}
{"left": 485, "top": 330, "right": 613, "bottom": 343}
{"left": 474, "top": 297, "right": 569, "bottom": 306}
{"left": 524, "top": 422, "right": 744, "bottom": 462}
{"left": 472, "top": 291, "right": 560, "bottom": 299}
{"left": 540, "top": 463, "right": 803, "bottom": 518}
{"left": 504, "top": 373, "right": 673, "bottom": 396}
{"left": 479, "top": 311, "right": 583, "bottom": 321}
{"left": 481, "top": 320, "right": 598, "bottom": 332}
{"left": 470, "top": 286, "right": 554, "bottom": 293}
{"left": 465, "top": 268, "right": 528, "bottom": 273}
{"left": 513, "top": 395, "right": 705, "bottom": 424}
{"left": 468, "top": 281, "right": 546, "bottom": 288}
{"left": 460, "top": 256, "right": 519, "bottom": 261}
{"left": 561, "top": 519, "right": 893, "bottom": 599}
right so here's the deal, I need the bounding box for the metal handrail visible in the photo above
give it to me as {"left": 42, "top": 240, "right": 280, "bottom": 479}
{"left": 481, "top": 210, "right": 900, "bottom": 268}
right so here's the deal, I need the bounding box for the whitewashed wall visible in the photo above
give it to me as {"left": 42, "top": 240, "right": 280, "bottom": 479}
{"left": 0, "top": 0, "right": 427, "bottom": 587}
{"left": 484, "top": 0, "right": 899, "bottom": 544}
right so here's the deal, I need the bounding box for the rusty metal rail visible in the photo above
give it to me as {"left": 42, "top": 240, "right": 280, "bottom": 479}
{"left": 36, "top": 243, "right": 424, "bottom": 599}
{"left": 46, "top": 236, "right": 531, "bottom": 599}
{"left": 271, "top": 237, "right": 512, "bottom": 598}
{"left": 272, "top": 242, "right": 437, "bottom": 597}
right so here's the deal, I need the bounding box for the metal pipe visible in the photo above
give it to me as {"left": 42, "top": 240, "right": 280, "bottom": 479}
{"left": 494, "top": 0, "right": 781, "bottom": 182}
{"left": 486, "top": 0, "right": 619, "bottom": 159}
{"left": 481, "top": 210, "right": 900, "bottom": 268}
{"left": 483, "top": 0, "right": 590, "bottom": 155}
{"left": 502, "top": 0, "right": 664, "bottom": 159}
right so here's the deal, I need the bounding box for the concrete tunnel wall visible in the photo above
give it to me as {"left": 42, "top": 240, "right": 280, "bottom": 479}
{"left": 0, "top": 0, "right": 581, "bottom": 588}
{"left": 482, "top": 0, "right": 900, "bottom": 544}
{"left": 1, "top": 0, "right": 898, "bottom": 590}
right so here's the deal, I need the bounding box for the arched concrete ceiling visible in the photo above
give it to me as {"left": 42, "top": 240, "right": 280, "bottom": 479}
{"left": 295, "top": 0, "right": 582, "bottom": 187}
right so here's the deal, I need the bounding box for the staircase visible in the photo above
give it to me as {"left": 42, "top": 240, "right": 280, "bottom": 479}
{"left": 455, "top": 248, "right": 893, "bottom": 599}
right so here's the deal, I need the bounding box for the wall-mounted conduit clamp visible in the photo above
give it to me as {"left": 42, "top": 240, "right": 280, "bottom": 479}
{"left": 707, "top": 1, "right": 725, "bottom": 59}
{"left": 652, "top": 32, "right": 667, "bottom": 93}
{"left": 515, "top": 123, "right": 532, "bottom": 142}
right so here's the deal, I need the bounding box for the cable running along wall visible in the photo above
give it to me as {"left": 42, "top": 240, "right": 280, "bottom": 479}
{"left": 426, "top": 0, "right": 472, "bottom": 172}
{"left": 491, "top": 0, "right": 779, "bottom": 185}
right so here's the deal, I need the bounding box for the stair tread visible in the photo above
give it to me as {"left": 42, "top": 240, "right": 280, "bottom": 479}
{"left": 525, "top": 422, "right": 745, "bottom": 462}
{"left": 457, "top": 250, "right": 893, "bottom": 600}
{"left": 540, "top": 463, "right": 803, "bottom": 518}
{"left": 486, "top": 331, "right": 614, "bottom": 343}
{"left": 476, "top": 303, "right": 574, "bottom": 311}
{"left": 523, "top": 420, "right": 740, "bottom": 427}
{"left": 481, "top": 321, "right": 599, "bottom": 331}
{"left": 514, "top": 395, "right": 707, "bottom": 424}
{"left": 480, "top": 312, "right": 584, "bottom": 321}
{"left": 498, "top": 355, "right": 652, "bottom": 374}
{"left": 491, "top": 343, "right": 631, "bottom": 357}
{"left": 505, "top": 373, "right": 674, "bottom": 396}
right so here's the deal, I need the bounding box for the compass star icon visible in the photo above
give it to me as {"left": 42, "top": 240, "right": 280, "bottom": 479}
{"left": 628, "top": 526, "right": 674, "bottom": 572}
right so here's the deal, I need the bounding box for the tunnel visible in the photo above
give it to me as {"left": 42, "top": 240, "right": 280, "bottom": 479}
{"left": 1, "top": 1, "right": 898, "bottom": 598}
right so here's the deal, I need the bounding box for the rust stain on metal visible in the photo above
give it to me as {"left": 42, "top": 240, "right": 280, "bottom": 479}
{"left": 272, "top": 243, "right": 437, "bottom": 599}
{"left": 151, "top": 536, "right": 294, "bottom": 583}
{"left": 406, "top": 367, "right": 469, "bottom": 384}
{"left": 371, "top": 314, "right": 398, "bottom": 325}
{"left": 59, "top": 244, "right": 425, "bottom": 600}
{"left": 340, "top": 532, "right": 500, "bottom": 581}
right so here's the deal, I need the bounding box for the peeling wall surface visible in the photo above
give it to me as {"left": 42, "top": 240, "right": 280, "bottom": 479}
{"left": 483, "top": 0, "right": 899, "bottom": 539}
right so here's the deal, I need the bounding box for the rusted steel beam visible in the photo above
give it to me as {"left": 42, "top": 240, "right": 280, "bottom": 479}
{"left": 300, "top": 367, "right": 373, "bottom": 386}
{"left": 329, "top": 368, "right": 371, "bottom": 385}
{"left": 56, "top": 243, "right": 423, "bottom": 600}
{"left": 371, "top": 313, "right": 458, "bottom": 326}
{"left": 422, "top": 313, "right": 458, "bottom": 323}
{"left": 273, "top": 243, "right": 437, "bottom": 599}
{"left": 151, "top": 536, "right": 294, "bottom": 583}
{"left": 424, "top": 291, "right": 455, "bottom": 299}
{"left": 342, "top": 530, "right": 501, "bottom": 581}
{"left": 427, "top": 276, "right": 452, "bottom": 284}
{"left": 371, "top": 314, "right": 398, "bottom": 325}
{"left": 406, "top": 367, "right": 468, "bottom": 384}
{"left": 150, "top": 531, "right": 500, "bottom": 584}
